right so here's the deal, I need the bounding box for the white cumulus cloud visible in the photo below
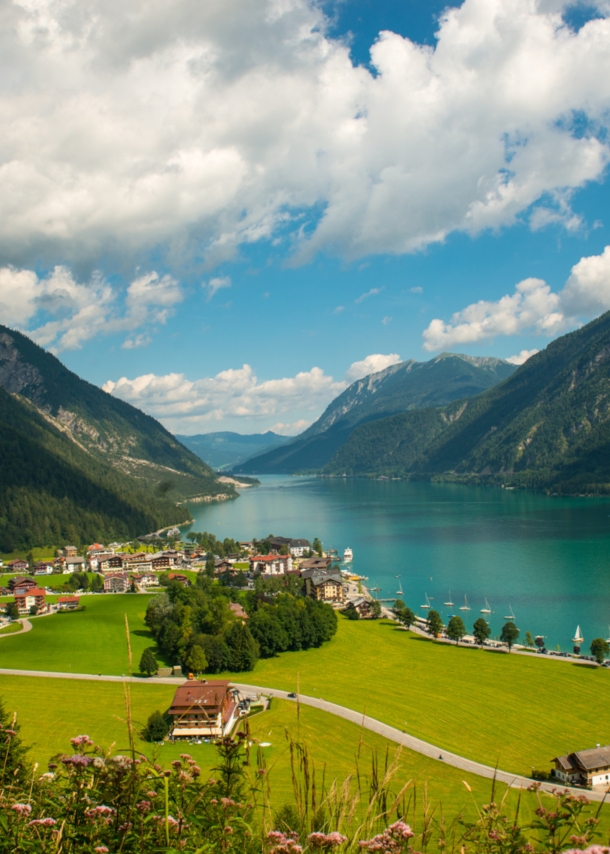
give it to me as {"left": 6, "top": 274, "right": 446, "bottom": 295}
{"left": 506, "top": 348, "right": 539, "bottom": 365}
{"left": 204, "top": 276, "right": 232, "bottom": 301}
{"left": 422, "top": 245, "right": 610, "bottom": 351}
{"left": 345, "top": 353, "right": 401, "bottom": 382}
{"left": 0, "top": 265, "right": 183, "bottom": 351}
{"left": 103, "top": 351, "right": 405, "bottom": 431}
{"left": 0, "top": 0, "right": 608, "bottom": 269}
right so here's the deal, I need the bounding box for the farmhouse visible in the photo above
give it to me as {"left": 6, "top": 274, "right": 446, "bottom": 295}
{"left": 553, "top": 745, "right": 610, "bottom": 788}
{"left": 344, "top": 596, "right": 373, "bottom": 618}
{"left": 229, "top": 602, "right": 248, "bottom": 620}
{"left": 6, "top": 559, "right": 29, "bottom": 572}
{"left": 33, "top": 562, "right": 55, "bottom": 576}
{"left": 14, "top": 587, "right": 47, "bottom": 615}
{"left": 168, "top": 680, "right": 238, "bottom": 739}
{"left": 9, "top": 577, "right": 37, "bottom": 593}
{"left": 267, "top": 536, "right": 311, "bottom": 557}
{"left": 299, "top": 556, "right": 332, "bottom": 572}
{"left": 55, "top": 556, "right": 86, "bottom": 574}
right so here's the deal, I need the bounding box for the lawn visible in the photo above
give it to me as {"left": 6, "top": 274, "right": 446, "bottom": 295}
{"left": 217, "top": 618, "right": 610, "bottom": 777}
{"left": 0, "top": 622, "right": 23, "bottom": 635}
{"left": 2, "top": 600, "right": 609, "bottom": 780}
{"left": 1, "top": 674, "right": 605, "bottom": 842}
{"left": 0, "top": 594, "right": 157, "bottom": 674}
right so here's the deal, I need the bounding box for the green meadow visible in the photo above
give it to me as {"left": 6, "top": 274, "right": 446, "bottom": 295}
{"left": 2, "top": 674, "right": 606, "bottom": 841}
{"left": 0, "top": 596, "right": 608, "bottom": 778}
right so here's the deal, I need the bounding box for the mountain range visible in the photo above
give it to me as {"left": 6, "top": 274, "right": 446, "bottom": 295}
{"left": 235, "top": 353, "right": 516, "bottom": 473}
{"left": 324, "top": 311, "right": 610, "bottom": 494}
{"left": 176, "top": 431, "right": 291, "bottom": 471}
{"left": 0, "top": 326, "right": 234, "bottom": 550}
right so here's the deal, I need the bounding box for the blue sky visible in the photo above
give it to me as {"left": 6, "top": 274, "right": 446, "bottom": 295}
{"left": 1, "top": 0, "right": 610, "bottom": 434}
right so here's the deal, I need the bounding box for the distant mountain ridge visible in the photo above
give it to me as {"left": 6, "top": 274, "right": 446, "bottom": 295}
{"left": 177, "top": 431, "right": 291, "bottom": 471}
{"left": 235, "top": 353, "right": 515, "bottom": 473}
{"left": 0, "top": 326, "right": 235, "bottom": 549}
{"left": 325, "top": 311, "right": 610, "bottom": 494}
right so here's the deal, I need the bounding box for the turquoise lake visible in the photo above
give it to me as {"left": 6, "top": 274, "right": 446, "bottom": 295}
{"left": 185, "top": 476, "right": 610, "bottom": 650}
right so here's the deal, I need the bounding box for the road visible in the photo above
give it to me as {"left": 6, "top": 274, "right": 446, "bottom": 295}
{"left": 0, "top": 666, "right": 604, "bottom": 802}
{"left": 0, "top": 619, "right": 31, "bottom": 639}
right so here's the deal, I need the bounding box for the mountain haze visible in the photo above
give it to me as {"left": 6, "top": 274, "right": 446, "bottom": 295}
{"left": 325, "top": 311, "right": 610, "bottom": 494}
{"left": 177, "top": 431, "right": 291, "bottom": 471}
{"left": 235, "top": 354, "right": 515, "bottom": 473}
{"left": 0, "top": 326, "right": 235, "bottom": 549}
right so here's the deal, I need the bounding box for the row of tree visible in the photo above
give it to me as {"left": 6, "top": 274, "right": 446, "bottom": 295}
{"left": 392, "top": 600, "right": 610, "bottom": 662}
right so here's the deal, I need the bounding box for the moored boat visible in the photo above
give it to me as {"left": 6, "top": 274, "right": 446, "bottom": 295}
{"left": 343, "top": 547, "right": 353, "bottom": 563}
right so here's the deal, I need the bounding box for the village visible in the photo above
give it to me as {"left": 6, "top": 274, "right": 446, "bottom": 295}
{"left": 0, "top": 534, "right": 377, "bottom": 621}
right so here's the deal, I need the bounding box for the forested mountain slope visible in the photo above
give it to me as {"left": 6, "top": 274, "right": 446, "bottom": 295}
{"left": 0, "top": 326, "right": 232, "bottom": 502}
{"left": 0, "top": 326, "right": 236, "bottom": 549}
{"left": 325, "top": 311, "right": 610, "bottom": 494}
{"left": 235, "top": 354, "right": 514, "bottom": 473}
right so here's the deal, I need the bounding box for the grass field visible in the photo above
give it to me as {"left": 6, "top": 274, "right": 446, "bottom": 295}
{"left": 0, "top": 621, "right": 22, "bottom": 635}
{"left": 1, "top": 674, "right": 606, "bottom": 842}
{"left": 0, "top": 594, "right": 157, "bottom": 674}
{"left": 1, "top": 599, "right": 609, "bottom": 780}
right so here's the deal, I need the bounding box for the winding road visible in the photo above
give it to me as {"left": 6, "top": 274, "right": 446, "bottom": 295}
{"left": 0, "top": 619, "right": 31, "bottom": 639}
{"left": 0, "top": 666, "right": 603, "bottom": 802}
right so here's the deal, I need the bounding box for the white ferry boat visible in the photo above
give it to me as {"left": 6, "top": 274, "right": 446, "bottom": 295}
{"left": 343, "top": 547, "right": 353, "bottom": 563}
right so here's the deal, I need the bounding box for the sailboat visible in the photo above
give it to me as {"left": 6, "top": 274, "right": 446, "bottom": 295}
{"left": 396, "top": 576, "right": 404, "bottom": 596}
{"left": 480, "top": 598, "right": 492, "bottom": 614}
{"left": 421, "top": 593, "right": 431, "bottom": 610}
{"left": 504, "top": 604, "right": 516, "bottom": 621}
{"left": 459, "top": 595, "right": 470, "bottom": 611}
{"left": 444, "top": 591, "right": 454, "bottom": 607}
{"left": 572, "top": 625, "right": 584, "bottom": 644}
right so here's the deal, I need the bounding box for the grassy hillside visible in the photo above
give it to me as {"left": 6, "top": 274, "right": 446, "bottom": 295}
{"left": 326, "top": 311, "right": 610, "bottom": 493}
{"left": 2, "top": 596, "right": 608, "bottom": 778}
{"left": 236, "top": 355, "right": 514, "bottom": 474}
{"left": 0, "top": 325, "right": 232, "bottom": 502}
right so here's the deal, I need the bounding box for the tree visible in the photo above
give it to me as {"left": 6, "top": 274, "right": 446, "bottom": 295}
{"left": 534, "top": 635, "right": 545, "bottom": 650}
{"left": 226, "top": 621, "right": 260, "bottom": 672}
{"left": 500, "top": 621, "right": 520, "bottom": 652}
{"left": 370, "top": 600, "right": 382, "bottom": 620}
{"left": 472, "top": 617, "right": 491, "bottom": 647}
{"left": 393, "top": 602, "right": 415, "bottom": 630}
{"left": 90, "top": 573, "right": 104, "bottom": 592}
{"left": 525, "top": 631, "right": 535, "bottom": 647}
{"left": 312, "top": 537, "right": 323, "bottom": 557}
{"left": 447, "top": 615, "right": 466, "bottom": 645}
{"left": 139, "top": 647, "right": 158, "bottom": 676}
{"left": 427, "top": 609, "right": 443, "bottom": 637}
{"left": 185, "top": 645, "right": 208, "bottom": 675}
{"left": 249, "top": 609, "right": 289, "bottom": 658}
{"left": 205, "top": 554, "right": 216, "bottom": 579}
{"left": 344, "top": 605, "right": 360, "bottom": 620}
{"left": 5, "top": 602, "right": 19, "bottom": 620}
{"left": 590, "top": 637, "right": 609, "bottom": 665}
{"left": 143, "top": 710, "right": 169, "bottom": 742}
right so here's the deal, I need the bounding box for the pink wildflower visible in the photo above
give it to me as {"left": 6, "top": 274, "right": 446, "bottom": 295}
{"left": 28, "top": 818, "right": 57, "bottom": 827}
{"left": 70, "top": 735, "right": 94, "bottom": 748}
{"left": 95, "top": 848, "right": 109, "bottom": 853}
{"left": 136, "top": 800, "right": 152, "bottom": 813}
{"left": 11, "top": 803, "right": 32, "bottom": 816}
{"left": 308, "top": 831, "right": 348, "bottom": 849}
{"left": 84, "top": 805, "right": 115, "bottom": 819}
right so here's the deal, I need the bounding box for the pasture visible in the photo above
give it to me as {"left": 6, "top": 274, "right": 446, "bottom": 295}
{"left": 1, "top": 674, "right": 603, "bottom": 840}
{"left": 0, "top": 596, "right": 608, "bottom": 778}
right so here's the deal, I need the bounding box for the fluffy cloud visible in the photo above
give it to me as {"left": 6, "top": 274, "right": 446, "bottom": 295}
{"left": 506, "top": 348, "right": 539, "bottom": 365}
{"left": 104, "top": 352, "right": 404, "bottom": 431}
{"left": 204, "top": 276, "right": 232, "bottom": 301}
{"left": 355, "top": 287, "right": 383, "bottom": 304}
{"left": 0, "top": 265, "right": 183, "bottom": 351}
{"left": 345, "top": 353, "right": 401, "bottom": 382}
{"left": 422, "top": 245, "right": 610, "bottom": 350}
{"left": 0, "top": 0, "right": 609, "bottom": 269}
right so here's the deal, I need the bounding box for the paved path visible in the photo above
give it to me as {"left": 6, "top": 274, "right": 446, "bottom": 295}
{"left": 0, "top": 619, "right": 31, "bottom": 639}
{"left": 0, "top": 667, "right": 604, "bottom": 802}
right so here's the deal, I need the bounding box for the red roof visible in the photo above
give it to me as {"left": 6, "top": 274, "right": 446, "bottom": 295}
{"left": 15, "top": 587, "right": 46, "bottom": 598}
{"left": 58, "top": 595, "right": 79, "bottom": 602}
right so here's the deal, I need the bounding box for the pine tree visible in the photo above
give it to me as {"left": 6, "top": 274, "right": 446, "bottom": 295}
{"left": 226, "top": 621, "right": 260, "bottom": 672}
